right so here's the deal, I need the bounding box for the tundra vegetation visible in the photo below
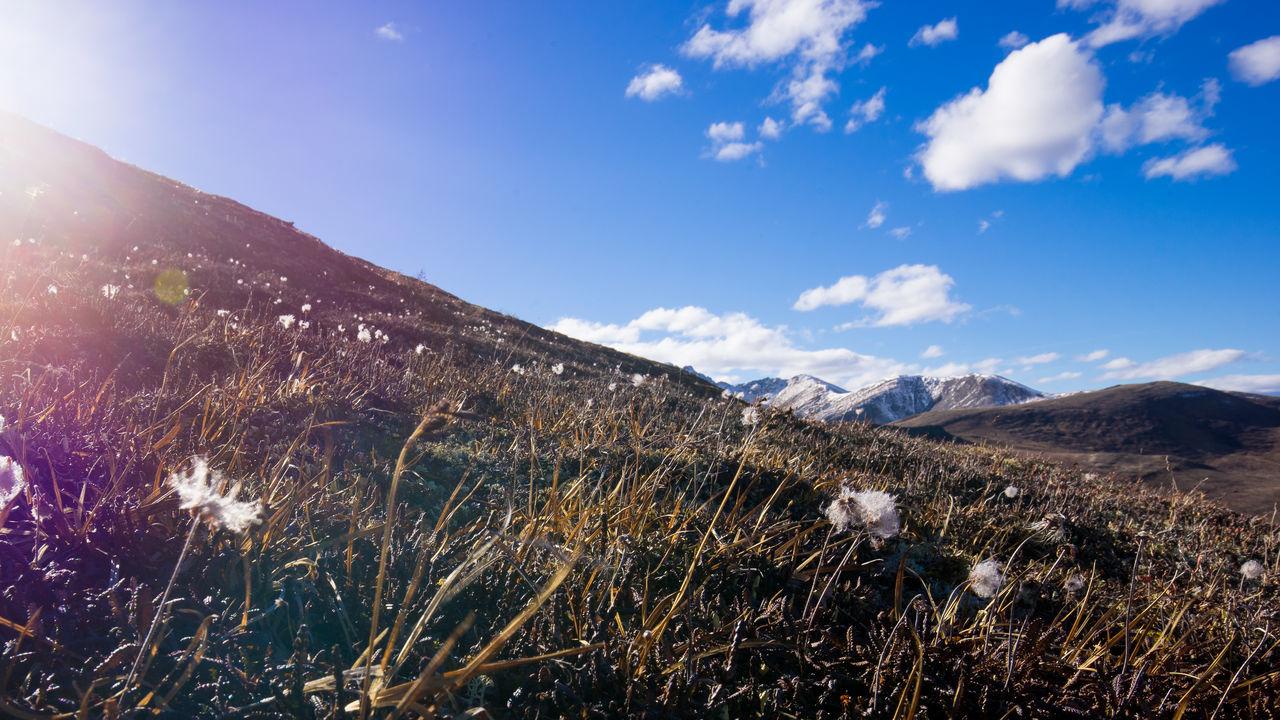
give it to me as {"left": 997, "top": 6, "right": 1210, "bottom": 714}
{"left": 0, "top": 237, "right": 1277, "bottom": 719}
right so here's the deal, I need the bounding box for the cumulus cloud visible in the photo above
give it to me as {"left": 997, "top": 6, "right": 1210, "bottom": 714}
{"left": 549, "top": 306, "right": 907, "bottom": 388}
{"left": 845, "top": 86, "right": 886, "bottom": 132}
{"left": 1078, "top": 349, "right": 1110, "bottom": 362}
{"left": 921, "top": 345, "right": 945, "bottom": 359}
{"left": 854, "top": 43, "right": 883, "bottom": 64}
{"left": 864, "top": 200, "right": 888, "bottom": 228}
{"left": 683, "top": 0, "right": 874, "bottom": 131}
{"left": 910, "top": 18, "right": 959, "bottom": 47}
{"left": 626, "top": 64, "right": 685, "bottom": 101}
{"left": 1099, "top": 85, "right": 1216, "bottom": 152}
{"left": 706, "top": 121, "right": 763, "bottom": 161}
{"left": 1143, "top": 143, "right": 1236, "bottom": 180}
{"left": 1196, "top": 374, "right": 1280, "bottom": 394}
{"left": 916, "top": 34, "right": 1104, "bottom": 191}
{"left": 375, "top": 22, "right": 405, "bottom": 42}
{"left": 1039, "top": 370, "right": 1083, "bottom": 383}
{"left": 1064, "top": 0, "right": 1226, "bottom": 47}
{"left": 1229, "top": 36, "right": 1280, "bottom": 86}
{"left": 759, "top": 116, "right": 784, "bottom": 139}
{"left": 793, "top": 264, "right": 971, "bottom": 326}
{"left": 999, "top": 31, "right": 1030, "bottom": 49}
{"left": 1099, "top": 348, "right": 1246, "bottom": 380}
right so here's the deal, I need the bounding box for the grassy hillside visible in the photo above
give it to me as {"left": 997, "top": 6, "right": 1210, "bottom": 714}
{"left": 1, "top": 116, "right": 1278, "bottom": 718}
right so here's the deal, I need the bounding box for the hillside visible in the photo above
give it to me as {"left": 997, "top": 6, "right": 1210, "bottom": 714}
{"left": 1, "top": 115, "right": 1278, "bottom": 718}
{"left": 894, "top": 381, "right": 1280, "bottom": 515}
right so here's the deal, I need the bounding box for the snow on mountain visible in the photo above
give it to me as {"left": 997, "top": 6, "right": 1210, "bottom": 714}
{"left": 714, "top": 372, "right": 1045, "bottom": 424}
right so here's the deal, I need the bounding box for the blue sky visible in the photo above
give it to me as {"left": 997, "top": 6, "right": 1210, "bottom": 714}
{"left": 2, "top": 1, "right": 1278, "bottom": 392}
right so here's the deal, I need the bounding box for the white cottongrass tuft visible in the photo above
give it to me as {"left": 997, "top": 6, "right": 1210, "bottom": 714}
{"left": 631, "top": 373, "right": 646, "bottom": 387}
{"left": 356, "top": 325, "right": 373, "bottom": 343}
{"left": 607, "top": 381, "right": 617, "bottom": 391}
{"left": 101, "top": 284, "right": 120, "bottom": 299}
{"left": 0, "top": 455, "right": 26, "bottom": 507}
{"left": 969, "top": 560, "right": 1004, "bottom": 598}
{"left": 300, "top": 303, "right": 312, "bottom": 313}
{"left": 511, "top": 363, "right": 525, "bottom": 375}
{"left": 551, "top": 362, "right": 564, "bottom": 375}
{"left": 825, "top": 488, "right": 901, "bottom": 539}
{"left": 1241, "top": 559, "right": 1264, "bottom": 581}
{"left": 415, "top": 344, "right": 426, "bottom": 355}
{"left": 277, "top": 314, "right": 296, "bottom": 329}
{"left": 46, "top": 284, "right": 57, "bottom": 295}
{"left": 1004, "top": 485, "right": 1020, "bottom": 499}
{"left": 1064, "top": 574, "right": 1086, "bottom": 594}
{"left": 741, "top": 406, "right": 760, "bottom": 426}
{"left": 167, "top": 457, "right": 264, "bottom": 534}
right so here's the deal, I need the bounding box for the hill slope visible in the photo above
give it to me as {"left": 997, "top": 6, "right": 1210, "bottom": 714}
{"left": 2, "top": 114, "right": 1277, "bottom": 718}
{"left": 894, "top": 381, "right": 1280, "bottom": 514}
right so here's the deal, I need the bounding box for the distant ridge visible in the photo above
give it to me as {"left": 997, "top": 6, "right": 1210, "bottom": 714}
{"left": 894, "top": 381, "right": 1280, "bottom": 515}
{"left": 717, "top": 373, "right": 1044, "bottom": 424}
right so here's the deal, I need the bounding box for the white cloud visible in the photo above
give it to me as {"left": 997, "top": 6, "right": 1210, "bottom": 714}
{"left": 910, "top": 18, "right": 959, "bottom": 47}
{"left": 683, "top": 0, "right": 874, "bottom": 130}
{"left": 916, "top": 34, "right": 1104, "bottom": 191}
{"left": 889, "top": 226, "right": 912, "bottom": 240}
{"left": 1196, "top": 374, "right": 1280, "bottom": 394}
{"left": 1066, "top": 0, "right": 1226, "bottom": 47}
{"left": 1016, "top": 352, "right": 1061, "bottom": 366}
{"left": 999, "top": 31, "right": 1030, "bottom": 49}
{"left": 864, "top": 200, "right": 887, "bottom": 228}
{"left": 854, "top": 43, "right": 883, "bottom": 64}
{"left": 793, "top": 264, "right": 971, "bottom": 326}
{"left": 921, "top": 344, "right": 945, "bottom": 359}
{"left": 375, "top": 22, "right": 405, "bottom": 42}
{"left": 925, "top": 357, "right": 1003, "bottom": 377}
{"left": 1099, "top": 89, "right": 1213, "bottom": 152}
{"left": 845, "top": 86, "right": 886, "bottom": 132}
{"left": 1229, "top": 36, "right": 1280, "bottom": 86}
{"left": 707, "top": 121, "right": 745, "bottom": 143}
{"left": 626, "top": 64, "right": 685, "bottom": 101}
{"left": 549, "top": 306, "right": 907, "bottom": 389}
{"left": 759, "top": 116, "right": 784, "bottom": 139}
{"left": 705, "top": 121, "right": 764, "bottom": 161}
{"left": 1143, "top": 143, "right": 1236, "bottom": 180}
{"left": 1099, "top": 348, "right": 1246, "bottom": 380}
{"left": 1039, "top": 370, "right": 1083, "bottom": 383}
{"left": 978, "top": 219, "right": 990, "bottom": 233}
{"left": 1078, "top": 349, "right": 1110, "bottom": 362}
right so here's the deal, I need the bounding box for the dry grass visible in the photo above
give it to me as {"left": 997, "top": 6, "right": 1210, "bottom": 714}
{"left": 1, "top": 242, "right": 1277, "bottom": 718}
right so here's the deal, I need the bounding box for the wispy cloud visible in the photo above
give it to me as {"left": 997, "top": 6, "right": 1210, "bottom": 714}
{"left": 626, "top": 64, "right": 685, "bottom": 101}
{"left": 921, "top": 344, "right": 944, "bottom": 359}
{"left": 375, "top": 22, "right": 405, "bottom": 42}
{"left": 1143, "top": 144, "right": 1237, "bottom": 181}
{"left": 1062, "top": 0, "right": 1226, "bottom": 47}
{"left": 999, "top": 31, "right": 1029, "bottom": 50}
{"left": 1016, "top": 352, "right": 1060, "bottom": 366}
{"left": 1229, "top": 36, "right": 1280, "bottom": 86}
{"left": 1039, "top": 370, "right": 1083, "bottom": 383}
{"left": 1099, "top": 348, "right": 1245, "bottom": 380}
{"left": 889, "top": 226, "right": 911, "bottom": 240}
{"left": 1100, "top": 82, "right": 1219, "bottom": 153}
{"left": 549, "top": 306, "right": 907, "bottom": 388}
{"left": 682, "top": 0, "right": 874, "bottom": 131}
{"left": 864, "top": 200, "right": 887, "bottom": 229}
{"left": 1196, "top": 373, "right": 1280, "bottom": 394}
{"left": 794, "top": 264, "right": 970, "bottom": 326}
{"left": 1077, "top": 349, "right": 1110, "bottom": 362}
{"left": 845, "top": 86, "right": 886, "bottom": 133}
{"left": 910, "top": 18, "right": 958, "bottom": 47}
{"left": 759, "top": 116, "right": 784, "bottom": 139}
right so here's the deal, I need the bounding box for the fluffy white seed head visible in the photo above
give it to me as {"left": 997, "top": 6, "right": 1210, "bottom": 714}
{"left": 277, "top": 314, "right": 296, "bottom": 329}
{"left": 825, "top": 488, "right": 901, "bottom": 539}
{"left": 1241, "top": 559, "right": 1264, "bottom": 581}
{"left": 741, "top": 407, "right": 760, "bottom": 426}
{"left": 969, "top": 560, "right": 1005, "bottom": 599}
{"left": 551, "top": 363, "right": 564, "bottom": 375}
{"left": 1004, "top": 485, "right": 1020, "bottom": 499}
{"left": 0, "top": 456, "right": 26, "bottom": 507}
{"left": 168, "top": 457, "right": 264, "bottom": 534}
{"left": 1064, "top": 574, "right": 1086, "bottom": 594}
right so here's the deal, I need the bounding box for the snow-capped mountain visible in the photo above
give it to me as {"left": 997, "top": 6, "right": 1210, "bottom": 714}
{"left": 716, "top": 373, "right": 1045, "bottom": 424}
